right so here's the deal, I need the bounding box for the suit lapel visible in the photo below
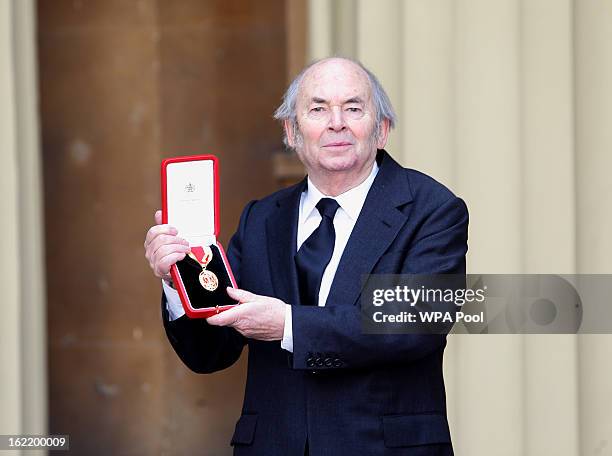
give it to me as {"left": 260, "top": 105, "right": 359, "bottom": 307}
{"left": 326, "top": 150, "right": 414, "bottom": 307}
{"left": 266, "top": 179, "right": 305, "bottom": 306}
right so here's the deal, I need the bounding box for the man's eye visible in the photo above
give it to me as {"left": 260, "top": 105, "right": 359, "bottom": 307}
{"left": 311, "top": 107, "right": 325, "bottom": 113}
{"left": 346, "top": 107, "right": 362, "bottom": 113}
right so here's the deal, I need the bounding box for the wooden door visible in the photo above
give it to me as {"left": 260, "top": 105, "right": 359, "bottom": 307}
{"left": 38, "top": 1, "right": 287, "bottom": 453}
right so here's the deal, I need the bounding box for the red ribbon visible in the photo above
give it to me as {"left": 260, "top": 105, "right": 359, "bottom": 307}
{"left": 190, "top": 246, "right": 212, "bottom": 267}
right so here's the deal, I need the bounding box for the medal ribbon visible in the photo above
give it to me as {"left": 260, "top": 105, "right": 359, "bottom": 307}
{"left": 189, "top": 246, "right": 212, "bottom": 268}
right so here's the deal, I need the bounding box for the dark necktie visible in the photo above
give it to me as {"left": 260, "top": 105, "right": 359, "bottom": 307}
{"left": 295, "top": 198, "right": 340, "bottom": 306}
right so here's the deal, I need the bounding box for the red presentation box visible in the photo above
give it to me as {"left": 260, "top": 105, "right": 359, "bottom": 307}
{"left": 161, "top": 154, "right": 238, "bottom": 318}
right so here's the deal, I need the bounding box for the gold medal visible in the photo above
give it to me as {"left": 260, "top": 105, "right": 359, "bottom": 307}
{"left": 199, "top": 269, "right": 219, "bottom": 291}
{"left": 188, "top": 246, "right": 218, "bottom": 291}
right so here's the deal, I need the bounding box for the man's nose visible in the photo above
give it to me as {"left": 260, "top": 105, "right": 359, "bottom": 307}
{"left": 328, "top": 106, "right": 346, "bottom": 131}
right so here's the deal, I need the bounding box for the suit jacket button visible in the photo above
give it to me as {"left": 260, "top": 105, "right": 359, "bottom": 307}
{"left": 306, "top": 357, "right": 314, "bottom": 368}
{"left": 333, "top": 358, "right": 342, "bottom": 367}
{"left": 315, "top": 358, "right": 324, "bottom": 367}
{"left": 324, "top": 357, "right": 333, "bottom": 367}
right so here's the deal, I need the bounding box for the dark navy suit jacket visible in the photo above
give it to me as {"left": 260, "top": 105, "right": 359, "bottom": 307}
{"left": 162, "top": 150, "right": 469, "bottom": 455}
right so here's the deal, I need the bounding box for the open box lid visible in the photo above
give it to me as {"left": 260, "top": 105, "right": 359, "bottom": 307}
{"left": 160, "top": 154, "right": 237, "bottom": 318}
{"left": 161, "top": 155, "right": 220, "bottom": 246}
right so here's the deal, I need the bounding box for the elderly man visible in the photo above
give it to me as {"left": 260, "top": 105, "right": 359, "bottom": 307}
{"left": 144, "top": 57, "right": 468, "bottom": 455}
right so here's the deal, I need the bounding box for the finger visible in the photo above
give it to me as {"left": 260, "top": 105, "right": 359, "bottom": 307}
{"left": 154, "top": 210, "right": 162, "bottom": 225}
{"left": 154, "top": 244, "right": 188, "bottom": 264}
{"left": 149, "top": 235, "right": 190, "bottom": 258}
{"left": 147, "top": 241, "right": 189, "bottom": 267}
{"left": 144, "top": 224, "right": 179, "bottom": 249}
{"left": 152, "top": 243, "right": 190, "bottom": 265}
{"left": 145, "top": 225, "right": 178, "bottom": 250}
{"left": 154, "top": 251, "right": 187, "bottom": 277}
{"left": 154, "top": 242, "right": 191, "bottom": 262}
{"left": 226, "top": 287, "right": 258, "bottom": 303}
{"left": 207, "top": 307, "right": 240, "bottom": 326}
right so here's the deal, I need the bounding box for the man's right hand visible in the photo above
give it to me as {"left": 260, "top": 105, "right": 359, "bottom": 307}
{"left": 144, "top": 210, "right": 191, "bottom": 283}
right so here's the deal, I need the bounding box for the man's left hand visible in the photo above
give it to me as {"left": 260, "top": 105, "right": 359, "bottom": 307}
{"left": 206, "top": 287, "right": 287, "bottom": 341}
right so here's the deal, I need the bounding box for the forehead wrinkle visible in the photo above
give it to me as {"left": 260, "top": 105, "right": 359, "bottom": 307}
{"left": 298, "top": 59, "right": 372, "bottom": 108}
{"left": 307, "top": 96, "right": 366, "bottom": 105}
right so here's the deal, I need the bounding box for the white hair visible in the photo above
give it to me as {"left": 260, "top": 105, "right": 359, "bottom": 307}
{"left": 273, "top": 57, "right": 397, "bottom": 148}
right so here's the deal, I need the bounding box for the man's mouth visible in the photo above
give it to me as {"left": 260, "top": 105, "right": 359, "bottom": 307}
{"left": 323, "top": 141, "right": 352, "bottom": 147}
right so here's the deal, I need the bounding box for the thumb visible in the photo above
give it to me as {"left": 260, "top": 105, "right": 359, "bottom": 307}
{"left": 227, "top": 287, "right": 257, "bottom": 303}
{"left": 154, "top": 210, "right": 162, "bottom": 225}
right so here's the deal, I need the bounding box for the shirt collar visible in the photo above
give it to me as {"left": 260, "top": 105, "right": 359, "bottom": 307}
{"left": 301, "top": 162, "right": 379, "bottom": 222}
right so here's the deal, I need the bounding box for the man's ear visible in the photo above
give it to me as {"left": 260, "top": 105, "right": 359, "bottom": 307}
{"left": 283, "top": 120, "right": 295, "bottom": 148}
{"left": 376, "top": 118, "right": 390, "bottom": 149}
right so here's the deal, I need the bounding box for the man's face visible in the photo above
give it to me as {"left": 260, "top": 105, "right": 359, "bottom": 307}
{"left": 286, "top": 59, "right": 388, "bottom": 179}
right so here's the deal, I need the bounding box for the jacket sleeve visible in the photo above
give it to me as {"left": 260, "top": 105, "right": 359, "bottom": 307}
{"left": 161, "top": 200, "right": 257, "bottom": 374}
{"left": 290, "top": 196, "right": 469, "bottom": 371}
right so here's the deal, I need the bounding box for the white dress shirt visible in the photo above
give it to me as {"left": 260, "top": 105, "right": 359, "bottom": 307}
{"left": 163, "top": 162, "right": 380, "bottom": 353}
